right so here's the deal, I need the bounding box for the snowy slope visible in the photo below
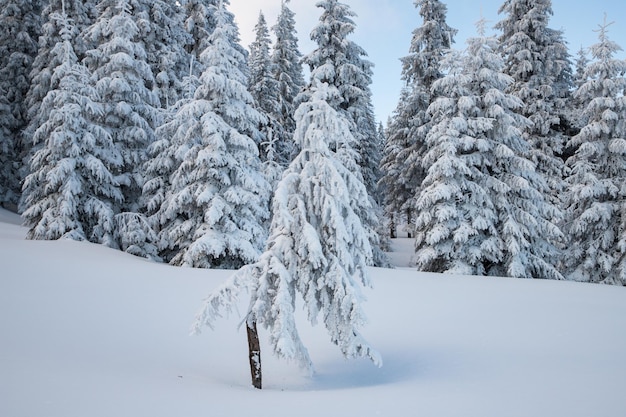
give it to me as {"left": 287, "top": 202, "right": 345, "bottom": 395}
{"left": 1, "top": 208, "right": 626, "bottom": 417}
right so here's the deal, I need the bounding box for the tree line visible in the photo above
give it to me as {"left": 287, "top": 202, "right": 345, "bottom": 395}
{"left": 380, "top": 0, "right": 626, "bottom": 286}
{"left": 0, "top": 0, "right": 387, "bottom": 270}
{"left": 1, "top": 0, "right": 625, "bottom": 286}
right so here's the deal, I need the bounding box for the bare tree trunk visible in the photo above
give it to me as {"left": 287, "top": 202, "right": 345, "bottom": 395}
{"left": 246, "top": 319, "right": 262, "bottom": 389}
{"left": 389, "top": 212, "right": 397, "bottom": 239}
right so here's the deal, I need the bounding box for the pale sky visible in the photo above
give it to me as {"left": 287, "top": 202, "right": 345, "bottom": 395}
{"left": 229, "top": 0, "right": 626, "bottom": 124}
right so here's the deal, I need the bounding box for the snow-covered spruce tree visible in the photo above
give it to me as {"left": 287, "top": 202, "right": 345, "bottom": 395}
{"left": 379, "top": 0, "right": 457, "bottom": 238}
{"left": 24, "top": 0, "right": 96, "bottom": 144}
{"left": 248, "top": 10, "right": 285, "bottom": 186}
{"left": 569, "top": 46, "right": 591, "bottom": 133}
{"left": 21, "top": 0, "right": 97, "bottom": 214}
{"left": 193, "top": 81, "right": 382, "bottom": 389}
{"left": 249, "top": 11, "right": 278, "bottom": 122}
{"left": 299, "top": 0, "right": 389, "bottom": 266}
{"left": 373, "top": 121, "right": 386, "bottom": 205}
{"left": 379, "top": 88, "right": 414, "bottom": 238}
{"left": 137, "top": 0, "right": 191, "bottom": 111}
{"left": 182, "top": 0, "right": 247, "bottom": 79}
{"left": 183, "top": 0, "right": 218, "bottom": 69}
{"left": 0, "top": 0, "right": 44, "bottom": 209}
{"left": 141, "top": 63, "right": 199, "bottom": 234}
{"left": 270, "top": 0, "right": 305, "bottom": 165}
{"left": 21, "top": 11, "right": 122, "bottom": 245}
{"left": 150, "top": 2, "right": 270, "bottom": 268}
{"left": 563, "top": 18, "right": 626, "bottom": 286}
{"left": 495, "top": 0, "right": 573, "bottom": 209}
{"left": 0, "top": 87, "right": 21, "bottom": 210}
{"left": 80, "top": 0, "right": 160, "bottom": 254}
{"left": 414, "top": 19, "right": 563, "bottom": 279}
{"left": 573, "top": 46, "right": 590, "bottom": 90}
{"left": 84, "top": 0, "right": 160, "bottom": 216}
{"left": 300, "top": 0, "right": 379, "bottom": 188}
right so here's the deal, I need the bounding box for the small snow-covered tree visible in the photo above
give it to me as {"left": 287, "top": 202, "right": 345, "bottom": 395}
{"left": 151, "top": 2, "right": 270, "bottom": 268}
{"left": 563, "top": 18, "right": 626, "bottom": 286}
{"left": 21, "top": 11, "right": 122, "bottom": 245}
{"left": 414, "top": 19, "right": 563, "bottom": 279}
{"left": 193, "top": 81, "right": 381, "bottom": 389}
{"left": 379, "top": 0, "right": 457, "bottom": 237}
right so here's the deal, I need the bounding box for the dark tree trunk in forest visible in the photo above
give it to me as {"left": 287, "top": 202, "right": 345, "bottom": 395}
{"left": 246, "top": 319, "right": 262, "bottom": 389}
{"left": 406, "top": 207, "right": 413, "bottom": 238}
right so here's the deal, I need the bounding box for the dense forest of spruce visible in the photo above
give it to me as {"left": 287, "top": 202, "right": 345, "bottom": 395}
{"left": 1, "top": 0, "right": 625, "bottom": 286}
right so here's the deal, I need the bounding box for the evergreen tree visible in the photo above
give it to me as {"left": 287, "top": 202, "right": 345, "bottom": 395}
{"left": 0, "top": 0, "right": 44, "bottom": 209}
{"left": 379, "top": 0, "right": 456, "bottom": 237}
{"left": 21, "top": 0, "right": 97, "bottom": 213}
{"left": 0, "top": 87, "right": 20, "bottom": 210}
{"left": 270, "top": 0, "right": 305, "bottom": 164}
{"left": 379, "top": 87, "right": 413, "bottom": 238}
{"left": 25, "top": 0, "right": 96, "bottom": 145}
{"left": 193, "top": 81, "right": 382, "bottom": 389}
{"left": 300, "top": 0, "right": 388, "bottom": 266}
{"left": 182, "top": 0, "right": 247, "bottom": 79}
{"left": 141, "top": 64, "right": 199, "bottom": 231}
{"left": 414, "top": 19, "right": 563, "bottom": 279}
{"left": 150, "top": 2, "right": 270, "bottom": 268}
{"left": 84, "top": 0, "right": 160, "bottom": 216}
{"left": 248, "top": 10, "right": 285, "bottom": 178}
{"left": 300, "top": 0, "right": 378, "bottom": 162}
{"left": 574, "top": 46, "right": 590, "bottom": 90}
{"left": 569, "top": 46, "right": 591, "bottom": 132}
{"left": 21, "top": 11, "right": 122, "bottom": 246}
{"left": 495, "top": 0, "right": 572, "bottom": 209}
{"left": 183, "top": 0, "right": 218, "bottom": 68}
{"left": 249, "top": 11, "right": 278, "bottom": 121}
{"left": 563, "top": 18, "right": 626, "bottom": 286}
{"left": 139, "top": 0, "right": 192, "bottom": 110}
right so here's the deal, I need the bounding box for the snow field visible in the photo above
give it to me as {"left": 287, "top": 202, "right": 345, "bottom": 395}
{"left": 1, "top": 209, "right": 626, "bottom": 417}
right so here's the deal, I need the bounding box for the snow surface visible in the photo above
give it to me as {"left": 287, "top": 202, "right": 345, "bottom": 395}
{"left": 1, "top": 207, "right": 626, "bottom": 417}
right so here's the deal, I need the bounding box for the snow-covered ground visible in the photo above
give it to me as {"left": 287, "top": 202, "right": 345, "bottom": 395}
{"left": 1, "top": 207, "right": 626, "bottom": 417}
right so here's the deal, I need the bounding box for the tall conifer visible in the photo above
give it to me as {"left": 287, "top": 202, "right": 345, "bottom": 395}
{"left": 21, "top": 11, "right": 122, "bottom": 245}
{"left": 0, "top": 0, "right": 44, "bottom": 209}
{"left": 563, "top": 18, "right": 626, "bottom": 285}
{"left": 379, "top": 0, "right": 456, "bottom": 237}
{"left": 150, "top": 1, "right": 269, "bottom": 268}
{"left": 495, "top": 0, "right": 572, "bottom": 209}
{"left": 414, "top": 19, "right": 563, "bottom": 279}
